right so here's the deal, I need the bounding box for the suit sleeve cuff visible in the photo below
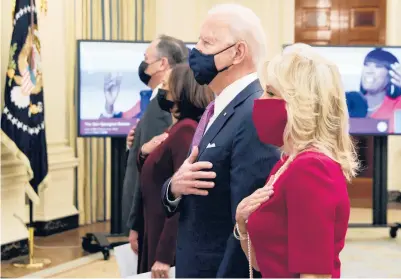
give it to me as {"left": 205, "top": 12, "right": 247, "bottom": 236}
{"left": 166, "top": 180, "right": 181, "bottom": 210}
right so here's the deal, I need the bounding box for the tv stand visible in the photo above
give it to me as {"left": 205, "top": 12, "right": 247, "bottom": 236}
{"left": 348, "top": 136, "right": 400, "bottom": 238}
{"left": 81, "top": 138, "right": 128, "bottom": 259}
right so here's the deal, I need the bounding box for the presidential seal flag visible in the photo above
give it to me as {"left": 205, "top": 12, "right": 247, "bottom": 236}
{"left": 1, "top": 0, "right": 48, "bottom": 204}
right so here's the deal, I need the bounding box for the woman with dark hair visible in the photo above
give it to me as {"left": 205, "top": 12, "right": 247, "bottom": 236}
{"left": 346, "top": 48, "right": 401, "bottom": 132}
{"left": 136, "top": 63, "right": 214, "bottom": 277}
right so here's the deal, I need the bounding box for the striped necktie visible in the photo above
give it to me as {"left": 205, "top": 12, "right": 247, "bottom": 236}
{"left": 191, "top": 101, "right": 215, "bottom": 147}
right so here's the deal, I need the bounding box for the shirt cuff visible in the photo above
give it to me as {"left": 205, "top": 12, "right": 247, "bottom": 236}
{"left": 166, "top": 180, "right": 181, "bottom": 209}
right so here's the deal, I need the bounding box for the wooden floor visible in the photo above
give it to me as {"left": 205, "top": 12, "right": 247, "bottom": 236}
{"left": 1, "top": 206, "right": 401, "bottom": 278}
{"left": 1, "top": 222, "right": 116, "bottom": 278}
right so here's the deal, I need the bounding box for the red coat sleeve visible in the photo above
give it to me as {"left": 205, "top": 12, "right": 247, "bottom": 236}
{"left": 155, "top": 122, "right": 196, "bottom": 265}
{"left": 285, "top": 156, "right": 337, "bottom": 275}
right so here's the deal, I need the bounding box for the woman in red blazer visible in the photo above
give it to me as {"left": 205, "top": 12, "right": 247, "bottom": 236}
{"left": 136, "top": 63, "right": 213, "bottom": 278}
{"left": 234, "top": 44, "right": 360, "bottom": 278}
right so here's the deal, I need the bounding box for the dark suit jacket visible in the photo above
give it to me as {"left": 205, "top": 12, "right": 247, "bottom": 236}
{"left": 161, "top": 80, "right": 280, "bottom": 278}
{"left": 122, "top": 97, "right": 171, "bottom": 234}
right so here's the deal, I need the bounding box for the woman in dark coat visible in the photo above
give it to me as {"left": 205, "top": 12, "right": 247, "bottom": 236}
{"left": 136, "top": 63, "right": 214, "bottom": 278}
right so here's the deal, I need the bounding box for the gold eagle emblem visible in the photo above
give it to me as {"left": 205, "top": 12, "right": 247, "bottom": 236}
{"left": 7, "top": 25, "right": 44, "bottom": 116}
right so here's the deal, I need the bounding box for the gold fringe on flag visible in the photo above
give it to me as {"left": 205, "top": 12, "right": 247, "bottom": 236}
{"left": 40, "top": 0, "right": 48, "bottom": 15}
{"left": 12, "top": 0, "right": 16, "bottom": 24}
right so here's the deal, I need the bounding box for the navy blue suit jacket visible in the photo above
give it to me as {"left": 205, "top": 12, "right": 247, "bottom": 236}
{"left": 161, "top": 79, "right": 280, "bottom": 278}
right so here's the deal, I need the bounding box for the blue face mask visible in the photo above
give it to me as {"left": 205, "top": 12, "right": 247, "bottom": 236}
{"left": 189, "top": 44, "right": 236, "bottom": 85}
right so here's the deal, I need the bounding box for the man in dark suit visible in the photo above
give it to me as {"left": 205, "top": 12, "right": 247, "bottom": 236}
{"left": 161, "top": 4, "right": 280, "bottom": 278}
{"left": 122, "top": 35, "right": 189, "bottom": 262}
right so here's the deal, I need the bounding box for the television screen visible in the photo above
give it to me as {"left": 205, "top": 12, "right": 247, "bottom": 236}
{"left": 77, "top": 40, "right": 195, "bottom": 137}
{"left": 306, "top": 46, "right": 401, "bottom": 135}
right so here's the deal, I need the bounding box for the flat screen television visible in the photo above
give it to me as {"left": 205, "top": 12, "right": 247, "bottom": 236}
{"left": 283, "top": 45, "right": 401, "bottom": 135}
{"left": 77, "top": 40, "right": 195, "bottom": 137}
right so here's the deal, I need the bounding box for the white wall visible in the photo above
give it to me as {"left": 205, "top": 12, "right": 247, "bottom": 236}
{"left": 1, "top": 0, "right": 78, "bottom": 245}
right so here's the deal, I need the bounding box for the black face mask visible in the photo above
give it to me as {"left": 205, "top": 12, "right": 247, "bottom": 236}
{"left": 138, "top": 61, "right": 151, "bottom": 85}
{"left": 138, "top": 59, "right": 161, "bottom": 85}
{"left": 157, "top": 89, "right": 175, "bottom": 112}
{"left": 189, "top": 44, "right": 235, "bottom": 85}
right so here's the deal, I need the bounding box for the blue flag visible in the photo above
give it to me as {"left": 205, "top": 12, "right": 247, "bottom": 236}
{"left": 1, "top": 0, "right": 48, "bottom": 204}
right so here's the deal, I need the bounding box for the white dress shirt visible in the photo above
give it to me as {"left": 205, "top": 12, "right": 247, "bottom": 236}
{"left": 166, "top": 72, "right": 258, "bottom": 208}
{"left": 150, "top": 83, "right": 162, "bottom": 100}
{"left": 205, "top": 72, "right": 258, "bottom": 132}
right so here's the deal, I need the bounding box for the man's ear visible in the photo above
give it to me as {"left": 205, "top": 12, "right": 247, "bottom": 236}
{"left": 232, "top": 41, "right": 247, "bottom": 65}
{"left": 160, "top": 57, "right": 170, "bottom": 71}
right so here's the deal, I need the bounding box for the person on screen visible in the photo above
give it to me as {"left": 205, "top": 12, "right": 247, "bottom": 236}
{"left": 346, "top": 48, "right": 401, "bottom": 132}
{"left": 121, "top": 35, "right": 189, "bottom": 273}
{"left": 101, "top": 73, "right": 151, "bottom": 119}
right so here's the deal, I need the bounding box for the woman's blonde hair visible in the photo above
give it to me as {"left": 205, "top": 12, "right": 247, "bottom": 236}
{"left": 259, "top": 43, "right": 359, "bottom": 181}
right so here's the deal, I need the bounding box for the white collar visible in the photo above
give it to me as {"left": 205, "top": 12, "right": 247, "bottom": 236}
{"left": 150, "top": 83, "right": 162, "bottom": 100}
{"left": 214, "top": 73, "right": 258, "bottom": 116}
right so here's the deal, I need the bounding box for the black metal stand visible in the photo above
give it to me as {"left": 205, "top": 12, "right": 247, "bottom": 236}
{"left": 81, "top": 138, "right": 129, "bottom": 260}
{"left": 348, "top": 136, "right": 401, "bottom": 238}
{"left": 110, "top": 137, "right": 128, "bottom": 234}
